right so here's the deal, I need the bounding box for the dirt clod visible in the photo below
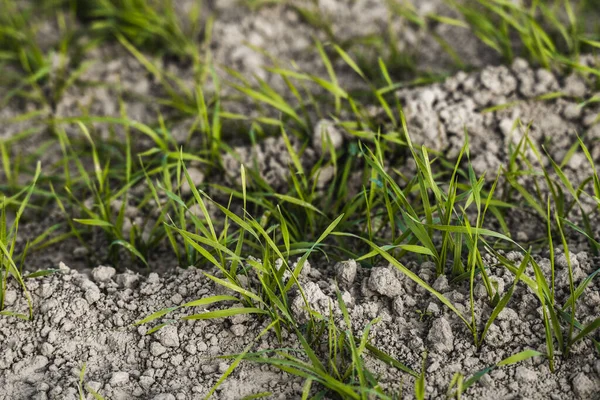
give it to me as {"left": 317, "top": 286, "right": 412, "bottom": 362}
{"left": 427, "top": 317, "right": 454, "bottom": 353}
{"left": 334, "top": 259, "right": 358, "bottom": 288}
{"left": 368, "top": 267, "right": 403, "bottom": 298}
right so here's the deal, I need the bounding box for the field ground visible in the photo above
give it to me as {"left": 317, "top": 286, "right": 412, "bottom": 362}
{"left": 1, "top": 1, "right": 600, "bottom": 399}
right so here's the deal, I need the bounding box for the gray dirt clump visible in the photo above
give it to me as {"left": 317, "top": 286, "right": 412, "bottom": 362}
{"left": 389, "top": 56, "right": 600, "bottom": 183}
{"left": 427, "top": 317, "right": 454, "bottom": 353}
{"left": 334, "top": 259, "right": 358, "bottom": 289}
{"left": 221, "top": 135, "right": 317, "bottom": 191}
{"left": 368, "top": 267, "right": 403, "bottom": 298}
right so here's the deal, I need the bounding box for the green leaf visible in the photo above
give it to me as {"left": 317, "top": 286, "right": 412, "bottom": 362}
{"left": 415, "top": 353, "right": 426, "bottom": 400}
{"left": 73, "top": 219, "right": 113, "bottom": 227}
{"left": 134, "top": 306, "right": 179, "bottom": 325}
{"left": 0, "top": 310, "right": 29, "bottom": 319}
{"left": 146, "top": 322, "right": 176, "bottom": 335}
{"left": 24, "top": 269, "right": 60, "bottom": 279}
{"left": 110, "top": 240, "right": 148, "bottom": 267}
{"left": 398, "top": 244, "right": 436, "bottom": 257}
{"left": 463, "top": 349, "right": 543, "bottom": 390}
{"left": 231, "top": 83, "right": 305, "bottom": 129}
{"left": 333, "top": 44, "right": 366, "bottom": 80}
{"left": 497, "top": 349, "right": 543, "bottom": 366}
{"left": 378, "top": 57, "right": 393, "bottom": 86}
{"left": 562, "top": 266, "right": 600, "bottom": 310}
{"left": 183, "top": 307, "right": 267, "bottom": 320}
{"left": 203, "top": 273, "right": 264, "bottom": 303}
{"left": 571, "top": 317, "right": 600, "bottom": 346}
{"left": 315, "top": 214, "right": 345, "bottom": 244}
{"left": 364, "top": 343, "right": 417, "bottom": 377}
{"left": 182, "top": 295, "right": 239, "bottom": 308}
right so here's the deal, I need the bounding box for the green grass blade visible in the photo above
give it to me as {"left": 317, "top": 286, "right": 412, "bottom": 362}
{"left": 110, "top": 240, "right": 148, "bottom": 267}
{"left": 183, "top": 307, "right": 267, "bottom": 320}
{"left": 73, "top": 219, "right": 114, "bottom": 227}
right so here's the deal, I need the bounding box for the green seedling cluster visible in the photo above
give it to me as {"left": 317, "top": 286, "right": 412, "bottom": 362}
{"left": 73, "top": 0, "right": 204, "bottom": 59}
{"left": 392, "top": 0, "right": 600, "bottom": 76}
{"left": 0, "top": 162, "right": 41, "bottom": 319}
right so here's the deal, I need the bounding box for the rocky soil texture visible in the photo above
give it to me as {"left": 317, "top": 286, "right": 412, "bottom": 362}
{"left": 1, "top": 251, "right": 599, "bottom": 399}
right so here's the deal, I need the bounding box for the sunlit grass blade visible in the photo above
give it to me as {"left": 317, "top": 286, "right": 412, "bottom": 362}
{"left": 555, "top": 211, "right": 576, "bottom": 352}
{"left": 570, "top": 317, "right": 600, "bottom": 347}
{"left": 182, "top": 307, "right": 268, "bottom": 320}
{"left": 73, "top": 219, "right": 114, "bottom": 228}
{"left": 415, "top": 353, "right": 426, "bottom": 400}
{"left": 460, "top": 350, "right": 543, "bottom": 392}
{"left": 110, "top": 240, "right": 148, "bottom": 267}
